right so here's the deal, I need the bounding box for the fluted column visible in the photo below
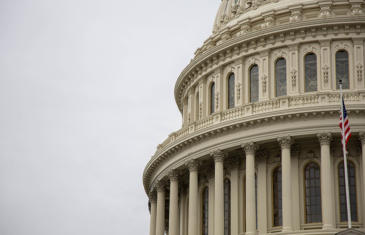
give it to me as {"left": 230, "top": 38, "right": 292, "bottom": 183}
{"left": 212, "top": 150, "right": 225, "bottom": 235}
{"left": 360, "top": 132, "right": 365, "bottom": 226}
{"left": 149, "top": 193, "right": 157, "bottom": 235}
{"left": 155, "top": 182, "right": 165, "bottom": 235}
{"left": 318, "top": 133, "right": 335, "bottom": 229}
{"left": 188, "top": 160, "right": 199, "bottom": 235}
{"left": 243, "top": 142, "right": 258, "bottom": 235}
{"left": 169, "top": 171, "right": 179, "bottom": 235}
{"left": 278, "top": 137, "right": 293, "bottom": 232}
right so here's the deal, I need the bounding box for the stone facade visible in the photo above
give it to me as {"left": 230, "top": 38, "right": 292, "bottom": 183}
{"left": 143, "top": 1, "right": 365, "bottom": 235}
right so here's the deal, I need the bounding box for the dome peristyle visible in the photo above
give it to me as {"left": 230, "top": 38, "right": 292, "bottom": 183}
{"left": 144, "top": 1, "right": 365, "bottom": 235}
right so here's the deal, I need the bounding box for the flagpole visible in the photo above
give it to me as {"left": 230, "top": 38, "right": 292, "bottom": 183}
{"left": 340, "top": 80, "right": 352, "bottom": 229}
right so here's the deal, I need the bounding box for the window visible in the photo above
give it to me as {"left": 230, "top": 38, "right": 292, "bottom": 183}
{"left": 305, "top": 162, "right": 322, "bottom": 223}
{"left": 228, "top": 73, "right": 235, "bottom": 109}
{"left": 250, "top": 65, "right": 259, "bottom": 103}
{"left": 224, "top": 179, "right": 231, "bottom": 235}
{"left": 273, "top": 167, "right": 282, "bottom": 226}
{"left": 336, "top": 50, "right": 349, "bottom": 89}
{"left": 195, "top": 92, "right": 200, "bottom": 121}
{"left": 305, "top": 53, "right": 317, "bottom": 92}
{"left": 339, "top": 161, "right": 358, "bottom": 222}
{"left": 275, "top": 58, "right": 287, "bottom": 97}
{"left": 202, "top": 187, "right": 209, "bottom": 235}
{"left": 210, "top": 83, "right": 215, "bottom": 114}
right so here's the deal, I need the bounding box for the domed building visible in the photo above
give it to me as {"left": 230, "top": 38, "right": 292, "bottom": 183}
{"left": 143, "top": 1, "right": 365, "bottom": 235}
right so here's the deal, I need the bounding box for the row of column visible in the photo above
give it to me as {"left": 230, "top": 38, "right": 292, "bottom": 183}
{"left": 149, "top": 133, "right": 365, "bottom": 235}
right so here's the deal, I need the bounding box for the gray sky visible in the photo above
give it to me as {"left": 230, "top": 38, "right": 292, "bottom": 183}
{"left": 0, "top": 0, "right": 219, "bottom": 234}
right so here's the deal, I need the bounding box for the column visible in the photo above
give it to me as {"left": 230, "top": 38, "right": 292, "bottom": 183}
{"left": 155, "top": 182, "right": 165, "bottom": 235}
{"left": 230, "top": 159, "right": 240, "bottom": 235}
{"left": 149, "top": 193, "right": 157, "bottom": 235}
{"left": 278, "top": 136, "right": 293, "bottom": 232}
{"left": 212, "top": 150, "right": 225, "bottom": 235}
{"left": 257, "top": 152, "right": 267, "bottom": 234}
{"left": 243, "top": 142, "right": 258, "bottom": 235}
{"left": 318, "top": 133, "right": 335, "bottom": 229}
{"left": 188, "top": 160, "right": 199, "bottom": 235}
{"left": 360, "top": 132, "right": 365, "bottom": 226}
{"left": 169, "top": 171, "right": 179, "bottom": 235}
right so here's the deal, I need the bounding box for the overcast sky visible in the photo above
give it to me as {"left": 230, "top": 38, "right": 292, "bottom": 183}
{"left": 0, "top": 0, "right": 220, "bottom": 234}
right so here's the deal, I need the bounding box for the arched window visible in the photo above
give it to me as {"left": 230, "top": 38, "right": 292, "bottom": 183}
{"left": 202, "top": 187, "right": 209, "bottom": 235}
{"left": 305, "top": 162, "right": 322, "bottom": 223}
{"left": 195, "top": 92, "right": 200, "bottom": 121}
{"left": 273, "top": 167, "right": 282, "bottom": 227}
{"left": 228, "top": 73, "right": 235, "bottom": 109}
{"left": 305, "top": 53, "right": 317, "bottom": 92}
{"left": 275, "top": 58, "right": 287, "bottom": 97}
{"left": 224, "top": 178, "right": 231, "bottom": 235}
{"left": 336, "top": 50, "right": 349, "bottom": 89}
{"left": 339, "top": 161, "right": 358, "bottom": 222}
{"left": 210, "top": 83, "right": 215, "bottom": 114}
{"left": 250, "top": 65, "right": 259, "bottom": 103}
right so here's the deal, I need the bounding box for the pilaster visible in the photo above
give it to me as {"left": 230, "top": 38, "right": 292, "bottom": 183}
{"left": 353, "top": 39, "right": 364, "bottom": 90}
{"left": 320, "top": 40, "right": 332, "bottom": 91}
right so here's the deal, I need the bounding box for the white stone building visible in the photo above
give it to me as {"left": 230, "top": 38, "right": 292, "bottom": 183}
{"left": 143, "top": 1, "right": 365, "bottom": 235}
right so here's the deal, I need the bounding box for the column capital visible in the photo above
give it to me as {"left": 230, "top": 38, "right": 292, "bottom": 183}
{"left": 277, "top": 136, "right": 293, "bottom": 149}
{"left": 359, "top": 132, "right": 365, "bottom": 145}
{"left": 186, "top": 159, "right": 199, "bottom": 172}
{"left": 156, "top": 181, "right": 165, "bottom": 193}
{"left": 211, "top": 149, "right": 225, "bottom": 162}
{"left": 169, "top": 170, "right": 179, "bottom": 182}
{"left": 317, "top": 133, "right": 332, "bottom": 145}
{"left": 242, "top": 142, "right": 258, "bottom": 155}
{"left": 149, "top": 191, "right": 157, "bottom": 203}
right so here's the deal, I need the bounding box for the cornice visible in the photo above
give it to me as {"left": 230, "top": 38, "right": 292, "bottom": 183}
{"left": 175, "top": 17, "right": 365, "bottom": 112}
{"left": 143, "top": 103, "right": 365, "bottom": 194}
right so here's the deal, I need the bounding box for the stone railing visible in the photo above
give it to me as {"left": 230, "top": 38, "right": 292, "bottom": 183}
{"left": 155, "top": 91, "right": 365, "bottom": 155}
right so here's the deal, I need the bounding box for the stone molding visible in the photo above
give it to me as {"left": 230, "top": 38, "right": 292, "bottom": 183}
{"left": 317, "top": 133, "right": 332, "bottom": 145}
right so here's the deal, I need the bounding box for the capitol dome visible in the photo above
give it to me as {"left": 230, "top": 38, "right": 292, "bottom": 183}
{"left": 144, "top": 1, "right": 365, "bottom": 235}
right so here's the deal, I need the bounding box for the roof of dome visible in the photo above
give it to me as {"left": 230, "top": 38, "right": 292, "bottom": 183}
{"left": 213, "top": 0, "right": 313, "bottom": 33}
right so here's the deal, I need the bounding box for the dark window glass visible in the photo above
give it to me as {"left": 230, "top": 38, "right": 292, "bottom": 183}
{"left": 336, "top": 50, "right": 349, "bottom": 89}
{"left": 195, "top": 92, "right": 200, "bottom": 120}
{"left": 275, "top": 58, "right": 287, "bottom": 97}
{"left": 228, "top": 73, "right": 235, "bottom": 109}
{"left": 210, "top": 83, "right": 215, "bottom": 114}
{"left": 224, "top": 179, "right": 231, "bottom": 235}
{"left": 305, "top": 53, "right": 317, "bottom": 92}
{"left": 202, "top": 187, "right": 209, "bottom": 235}
{"left": 273, "top": 167, "right": 282, "bottom": 226}
{"left": 305, "top": 162, "right": 322, "bottom": 223}
{"left": 339, "top": 161, "right": 358, "bottom": 222}
{"left": 250, "top": 65, "right": 259, "bottom": 102}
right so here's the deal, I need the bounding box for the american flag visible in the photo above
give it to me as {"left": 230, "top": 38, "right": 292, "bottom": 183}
{"left": 339, "top": 97, "right": 351, "bottom": 147}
